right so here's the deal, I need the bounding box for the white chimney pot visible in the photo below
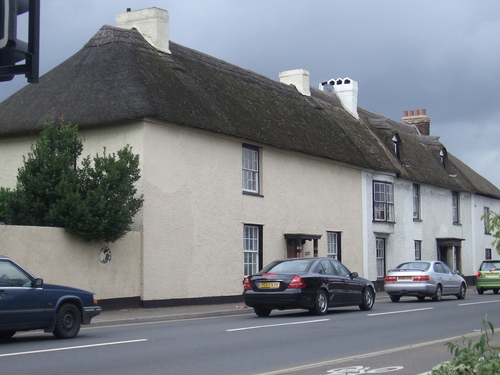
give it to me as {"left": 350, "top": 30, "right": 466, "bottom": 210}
{"left": 279, "top": 69, "right": 311, "bottom": 96}
{"left": 116, "top": 7, "right": 170, "bottom": 54}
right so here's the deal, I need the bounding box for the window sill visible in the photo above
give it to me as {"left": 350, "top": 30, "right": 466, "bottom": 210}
{"left": 243, "top": 191, "right": 264, "bottom": 198}
{"left": 413, "top": 218, "right": 422, "bottom": 222}
{"left": 453, "top": 222, "right": 462, "bottom": 226}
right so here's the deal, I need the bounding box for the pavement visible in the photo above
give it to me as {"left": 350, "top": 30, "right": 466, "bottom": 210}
{"left": 91, "top": 301, "right": 254, "bottom": 327}
{"left": 92, "top": 290, "right": 394, "bottom": 327}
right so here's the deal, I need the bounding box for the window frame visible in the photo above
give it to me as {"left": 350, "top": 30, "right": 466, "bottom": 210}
{"left": 243, "top": 224, "right": 263, "bottom": 276}
{"left": 327, "top": 231, "right": 341, "bottom": 261}
{"left": 373, "top": 181, "right": 395, "bottom": 222}
{"left": 414, "top": 240, "right": 422, "bottom": 260}
{"left": 242, "top": 145, "right": 260, "bottom": 194}
{"left": 413, "top": 184, "right": 421, "bottom": 220}
{"left": 376, "top": 237, "right": 386, "bottom": 278}
{"left": 452, "top": 191, "right": 460, "bottom": 224}
{"left": 484, "top": 207, "right": 491, "bottom": 234}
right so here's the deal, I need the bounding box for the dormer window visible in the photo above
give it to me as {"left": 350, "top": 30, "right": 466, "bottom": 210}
{"left": 392, "top": 134, "right": 400, "bottom": 159}
{"left": 440, "top": 148, "right": 447, "bottom": 167}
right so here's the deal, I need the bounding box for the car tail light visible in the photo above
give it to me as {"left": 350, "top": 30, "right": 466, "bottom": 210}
{"left": 413, "top": 275, "right": 430, "bottom": 282}
{"left": 262, "top": 273, "right": 276, "bottom": 277}
{"left": 243, "top": 277, "right": 252, "bottom": 290}
{"left": 384, "top": 276, "right": 397, "bottom": 283}
{"left": 287, "top": 275, "right": 306, "bottom": 289}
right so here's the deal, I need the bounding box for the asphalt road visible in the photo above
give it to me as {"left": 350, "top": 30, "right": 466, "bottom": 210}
{"left": 1, "top": 291, "right": 500, "bottom": 375}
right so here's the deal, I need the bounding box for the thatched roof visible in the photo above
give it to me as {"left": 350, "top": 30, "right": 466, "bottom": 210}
{"left": 1, "top": 25, "right": 499, "bottom": 199}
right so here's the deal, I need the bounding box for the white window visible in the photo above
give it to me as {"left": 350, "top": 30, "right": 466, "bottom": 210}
{"left": 452, "top": 191, "right": 459, "bottom": 224}
{"left": 243, "top": 225, "right": 260, "bottom": 275}
{"left": 413, "top": 184, "right": 420, "bottom": 220}
{"left": 373, "top": 181, "right": 394, "bottom": 222}
{"left": 327, "top": 232, "right": 340, "bottom": 260}
{"left": 414, "top": 240, "right": 421, "bottom": 260}
{"left": 484, "top": 207, "right": 491, "bottom": 234}
{"left": 376, "top": 238, "right": 385, "bottom": 278}
{"left": 242, "top": 146, "right": 259, "bottom": 193}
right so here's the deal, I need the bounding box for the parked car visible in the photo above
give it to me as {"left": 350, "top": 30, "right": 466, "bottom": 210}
{"left": 242, "top": 258, "right": 376, "bottom": 317}
{"left": 384, "top": 260, "right": 466, "bottom": 302}
{"left": 476, "top": 260, "right": 500, "bottom": 295}
{"left": 0, "top": 256, "right": 101, "bottom": 340}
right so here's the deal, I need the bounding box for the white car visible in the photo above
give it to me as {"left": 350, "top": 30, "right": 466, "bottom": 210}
{"left": 384, "top": 260, "right": 466, "bottom": 302}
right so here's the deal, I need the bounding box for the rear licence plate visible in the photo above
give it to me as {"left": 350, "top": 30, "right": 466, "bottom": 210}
{"left": 397, "top": 276, "right": 413, "bottom": 281}
{"left": 259, "top": 282, "right": 280, "bottom": 289}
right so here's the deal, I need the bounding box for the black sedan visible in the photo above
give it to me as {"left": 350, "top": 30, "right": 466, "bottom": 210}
{"left": 242, "top": 258, "right": 375, "bottom": 317}
{"left": 0, "top": 256, "right": 101, "bottom": 339}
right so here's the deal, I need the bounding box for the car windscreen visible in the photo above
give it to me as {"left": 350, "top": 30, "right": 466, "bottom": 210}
{"left": 396, "top": 262, "right": 430, "bottom": 271}
{"left": 261, "top": 259, "right": 313, "bottom": 274}
{"left": 481, "top": 262, "right": 500, "bottom": 271}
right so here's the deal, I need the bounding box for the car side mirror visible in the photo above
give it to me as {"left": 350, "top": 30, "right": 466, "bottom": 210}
{"left": 350, "top": 272, "right": 358, "bottom": 279}
{"left": 34, "top": 278, "right": 43, "bottom": 287}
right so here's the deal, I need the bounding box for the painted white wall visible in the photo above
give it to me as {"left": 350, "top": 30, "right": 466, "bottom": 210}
{"left": 140, "top": 120, "right": 363, "bottom": 300}
{"left": 362, "top": 171, "right": 500, "bottom": 281}
{"left": 0, "top": 225, "right": 142, "bottom": 300}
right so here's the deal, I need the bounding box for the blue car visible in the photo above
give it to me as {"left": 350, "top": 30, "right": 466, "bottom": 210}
{"left": 0, "top": 256, "right": 101, "bottom": 339}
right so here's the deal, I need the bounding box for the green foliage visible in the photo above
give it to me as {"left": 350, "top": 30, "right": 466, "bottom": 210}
{"left": 0, "top": 187, "right": 10, "bottom": 223}
{"left": 6, "top": 122, "right": 82, "bottom": 227}
{"left": 432, "top": 315, "right": 500, "bottom": 374}
{"left": 3, "top": 121, "right": 143, "bottom": 243}
{"left": 64, "top": 146, "right": 143, "bottom": 243}
{"left": 483, "top": 210, "right": 500, "bottom": 255}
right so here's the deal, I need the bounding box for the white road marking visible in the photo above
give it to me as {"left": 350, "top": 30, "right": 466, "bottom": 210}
{"left": 227, "top": 318, "right": 330, "bottom": 332}
{"left": 254, "top": 332, "right": 483, "bottom": 375}
{"left": 459, "top": 300, "right": 500, "bottom": 306}
{"left": 0, "top": 339, "right": 147, "bottom": 358}
{"left": 367, "top": 307, "right": 433, "bottom": 316}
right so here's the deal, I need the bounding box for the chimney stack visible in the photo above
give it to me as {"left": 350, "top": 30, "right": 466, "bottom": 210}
{"left": 319, "top": 78, "right": 359, "bottom": 119}
{"left": 401, "top": 109, "right": 430, "bottom": 135}
{"left": 116, "top": 7, "right": 170, "bottom": 53}
{"left": 279, "top": 69, "right": 311, "bottom": 96}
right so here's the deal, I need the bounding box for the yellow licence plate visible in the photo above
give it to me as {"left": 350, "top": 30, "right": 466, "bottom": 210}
{"left": 259, "top": 282, "right": 280, "bottom": 289}
{"left": 398, "top": 276, "right": 413, "bottom": 281}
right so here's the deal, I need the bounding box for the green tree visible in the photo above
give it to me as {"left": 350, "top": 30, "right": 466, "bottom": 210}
{"left": 4, "top": 121, "right": 143, "bottom": 243}
{"left": 484, "top": 210, "right": 500, "bottom": 255}
{"left": 6, "top": 122, "right": 82, "bottom": 227}
{"left": 65, "top": 146, "right": 143, "bottom": 243}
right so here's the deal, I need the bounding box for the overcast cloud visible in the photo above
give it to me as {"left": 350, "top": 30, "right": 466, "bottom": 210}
{"left": 1, "top": 0, "right": 499, "bottom": 187}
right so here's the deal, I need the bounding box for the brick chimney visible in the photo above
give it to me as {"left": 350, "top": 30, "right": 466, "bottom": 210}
{"left": 116, "top": 7, "right": 170, "bottom": 54}
{"left": 279, "top": 69, "right": 311, "bottom": 96}
{"left": 319, "top": 78, "right": 359, "bottom": 119}
{"left": 401, "top": 109, "right": 430, "bottom": 135}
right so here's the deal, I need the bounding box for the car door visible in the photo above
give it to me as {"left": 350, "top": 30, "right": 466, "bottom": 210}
{"left": 440, "top": 262, "right": 461, "bottom": 294}
{"left": 0, "top": 260, "right": 48, "bottom": 330}
{"left": 317, "top": 260, "right": 345, "bottom": 305}
{"left": 331, "top": 260, "right": 363, "bottom": 304}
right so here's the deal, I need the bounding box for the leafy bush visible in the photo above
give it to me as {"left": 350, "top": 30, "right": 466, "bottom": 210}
{"left": 432, "top": 315, "right": 500, "bottom": 374}
{"left": 3, "top": 122, "right": 143, "bottom": 243}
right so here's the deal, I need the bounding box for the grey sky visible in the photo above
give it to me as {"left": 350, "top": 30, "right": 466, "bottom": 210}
{"left": 1, "top": 0, "right": 499, "bottom": 187}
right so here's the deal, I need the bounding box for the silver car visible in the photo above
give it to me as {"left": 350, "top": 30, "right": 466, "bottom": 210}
{"left": 384, "top": 260, "right": 466, "bottom": 302}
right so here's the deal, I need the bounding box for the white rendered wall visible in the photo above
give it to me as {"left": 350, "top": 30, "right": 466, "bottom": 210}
{"left": 140, "top": 120, "right": 363, "bottom": 301}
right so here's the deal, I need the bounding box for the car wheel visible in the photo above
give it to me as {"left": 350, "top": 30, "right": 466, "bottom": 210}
{"left": 311, "top": 290, "right": 328, "bottom": 315}
{"left": 456, "top": 283, "right": 466, "bottom": 300}
{"left": 417, "top": 296, "right": 426, "bottom": 301}
{"left": 432, "top": 285, "right": 442, "bottom": 301}
{"left": 0, "top": 331, "right": 16, "bottom": 340}
{"left": 53, "top": 303, "right": 81, "bottom": 339}
{"left": 494, "top": 290, "right": 499, "bottom": 294}
{"left": 390, "top": 296, "right": 400, "bottom": 302}
{"left": 359, "top": 287, "right": 374, "bottom": 311}
{"left": 477, "top": 288, "right": 484, "bottom": 295}
{"left": 254, "top": 307, "right": 271, "bottom": 317}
